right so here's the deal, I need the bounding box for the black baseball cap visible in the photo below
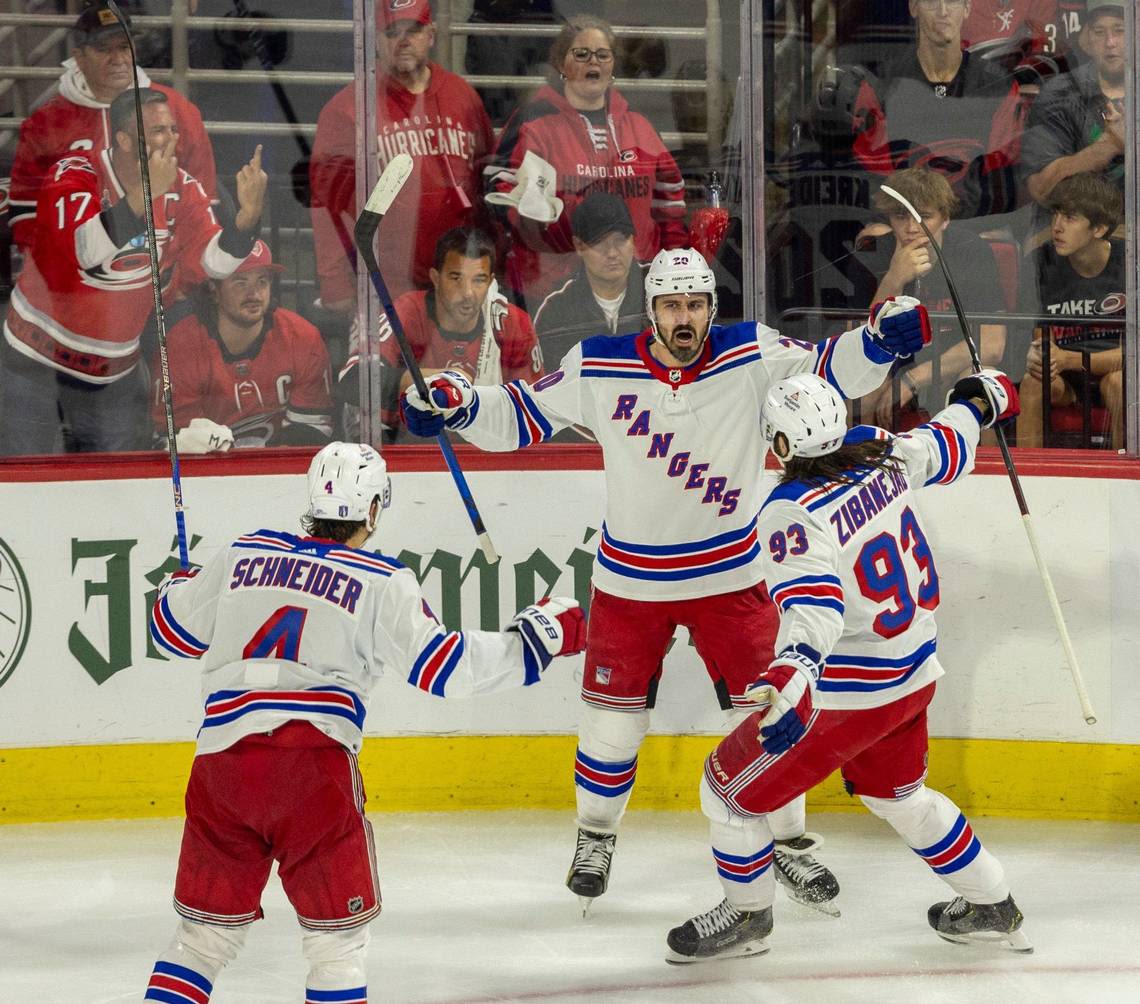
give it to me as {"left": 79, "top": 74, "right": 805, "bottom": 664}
{"left": 572, "top": 192, "right": 635, "bottom": 244}
{"left": 74, "top": 2, "right": 131, "bottom": 47}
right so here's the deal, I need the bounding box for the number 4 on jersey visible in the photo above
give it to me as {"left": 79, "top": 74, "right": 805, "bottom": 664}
{"left": 243, "top": 605, "right": 308, "bottom": 660}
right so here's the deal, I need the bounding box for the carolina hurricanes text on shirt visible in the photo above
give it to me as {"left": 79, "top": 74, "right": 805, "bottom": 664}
{"left": 562, "top": 172, "right": 651, "bottom": 201}
{"left": 377, "top": 115, "right": 478, "bottom": 164}
{"left": 828, "top": 466, "right": 911, "bottom": 547}
{"left": 611, "top": 394, "right": 742, "bottom": 517}
{"left": 230, "top": 555, "right": 363, "bottom": 613}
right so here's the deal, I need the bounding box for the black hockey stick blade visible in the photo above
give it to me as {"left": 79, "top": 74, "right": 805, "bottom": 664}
{"left": 352, "top": 155, "right": 498, "bottom": 564}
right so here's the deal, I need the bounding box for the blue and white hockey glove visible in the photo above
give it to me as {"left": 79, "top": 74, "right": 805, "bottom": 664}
{"left": 947, "top": 368, "right": 1020, "bottom": 429}
{"left": 867, "top": 296, "right": 932, "bottom": 359}
{"left": 507, "top": 596, "right": 587, "bottom": 684}
{"left": 744, "top": 644, "right": 822, "bottom": 755}
{"left": 400, "top": 370, "right": 477, "bottom": 437}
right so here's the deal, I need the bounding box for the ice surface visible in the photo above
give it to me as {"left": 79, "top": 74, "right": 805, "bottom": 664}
{"left": 1, "top": 810, "right": 1137, "bottom": 1002}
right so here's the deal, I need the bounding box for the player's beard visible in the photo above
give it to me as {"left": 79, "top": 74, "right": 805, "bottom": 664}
{"left": 660, "top": 323, "right": 706, "bottom": 364}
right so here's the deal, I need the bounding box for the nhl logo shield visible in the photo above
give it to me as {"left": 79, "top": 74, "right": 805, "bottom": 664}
{"left": 347, "top": 895, "right": 364, "bottom": 915}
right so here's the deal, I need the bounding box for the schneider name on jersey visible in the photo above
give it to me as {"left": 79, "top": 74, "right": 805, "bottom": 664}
{"left": 151, "top": 530, "right": 551, "bottom": 756}
{"left": 445, "top": 321, "right": 901, "bottom": 602}
{"left": 759, "top": 402, "right": 983, "bottom": 711}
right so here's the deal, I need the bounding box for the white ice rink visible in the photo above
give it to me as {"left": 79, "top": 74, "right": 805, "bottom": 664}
{"left": 1, "top": 810, "right": 1138, "bottom": 1003}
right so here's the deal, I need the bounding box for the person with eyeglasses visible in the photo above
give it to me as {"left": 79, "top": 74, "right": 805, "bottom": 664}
{"left": 851, "top": 0, "right": 1026, "bottom": 218}
{"left": 484, "top": 14, "right": 689, "bottom": 311}
{"left": 1021, "top": 0, "right": 1125, "bottom": 242}
{"left": 308, "top": 0, "right": 494, "bottom": 319}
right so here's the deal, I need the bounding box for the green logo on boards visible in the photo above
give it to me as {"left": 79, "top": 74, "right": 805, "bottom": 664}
{"left": 0, "top": 537, "right": 32, "bottom": 689}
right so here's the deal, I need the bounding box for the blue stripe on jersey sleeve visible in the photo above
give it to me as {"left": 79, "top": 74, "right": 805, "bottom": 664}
{"left": 429, "top": 634, "right": 467, "bottom": 696}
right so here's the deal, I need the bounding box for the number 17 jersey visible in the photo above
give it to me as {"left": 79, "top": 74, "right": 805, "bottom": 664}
{"left": 757, "top": 402, "right": 983, "bottom": 710}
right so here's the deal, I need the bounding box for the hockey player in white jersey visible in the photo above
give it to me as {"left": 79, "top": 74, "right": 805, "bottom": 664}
{"left": 401, "top": 248, "right": 933, "bottom": 915}
{"left": 665, "top": 370, "right": 1031, "bottom": 963}
{"left": 142, "top": 442, "right": 586, "bottom": 1004}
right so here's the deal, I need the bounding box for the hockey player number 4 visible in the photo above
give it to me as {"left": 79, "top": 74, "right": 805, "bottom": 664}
{"left": 854, "top": 507, "right": 939, "bottom": 639}
{"left": 242, "top": 605, "right": 308, "bottom": 660}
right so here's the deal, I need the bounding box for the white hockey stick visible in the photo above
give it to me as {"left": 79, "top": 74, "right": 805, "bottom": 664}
{"left": 353, "top": 155, "right": 498, "bottom": 563}
{"left": 880, "top": 185, "right": 1096, "bottom": 725}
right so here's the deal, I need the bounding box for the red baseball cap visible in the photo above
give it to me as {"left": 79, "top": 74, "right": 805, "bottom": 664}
{"left": 377, "top": 0, "right": 432, "bottom": 29}
{"left": 233, "top": 240, "right": 285, "bottom": 275}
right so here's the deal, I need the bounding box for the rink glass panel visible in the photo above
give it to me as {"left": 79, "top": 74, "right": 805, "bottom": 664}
{"left": 0, "top": 1, "right": 1135, "bottom": 464}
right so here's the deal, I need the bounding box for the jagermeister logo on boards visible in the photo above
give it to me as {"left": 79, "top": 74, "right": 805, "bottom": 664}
{"left": 0, "top": 537, "right": 32, "bottom": 688}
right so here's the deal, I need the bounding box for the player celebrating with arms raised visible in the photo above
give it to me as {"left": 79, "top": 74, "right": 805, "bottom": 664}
{"left": 142, "top": 443, "right": 585, "bottom": 1003}
{"left": 665, "top": 371, "right": 1029, "bottom": 963}
{"left": 402, "top": 248, "right": 932, "bottom": 914}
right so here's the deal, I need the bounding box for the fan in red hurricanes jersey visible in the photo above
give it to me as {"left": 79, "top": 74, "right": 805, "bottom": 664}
{"left": 483, "top": 14, "right": 688, "bottom": 308}
{"left": 154, "top": 240, "right": 334, "bottom": 452}
{"left": 339, "top": 227, "right": 542, "bottom": 438}
{"left": 0, "top": 88, "right": 267, "bottom": 456}
{"left": 7, "top": 1, "right": 217, "bottom": 252}
{"left": 308, "top": 0, "right": 495, "bottom": 317}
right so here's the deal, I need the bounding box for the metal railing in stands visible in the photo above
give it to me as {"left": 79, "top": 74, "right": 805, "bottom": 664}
{"left": 0, "top": 4, "right": 727, "bottom": 152}
{"left": 780, "top": 307, "right": 1126, "bottom": 447}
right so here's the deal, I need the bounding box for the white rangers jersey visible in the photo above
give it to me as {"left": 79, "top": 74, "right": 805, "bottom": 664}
{"left": 151, "top": 529, "right": 544, "bottom": 756}
{"left": 450, "top": 322, "right": 898, "bottom": 601}
{"left": 757, "top": 401, "right": 984, "bottom": 711}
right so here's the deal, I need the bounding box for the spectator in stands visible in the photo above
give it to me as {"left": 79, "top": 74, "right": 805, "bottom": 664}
{"left": 765, "top": 63, "right": 881, "bottom": 344}
{"left": 308, "top": 0, "right": 494, "bottom": 317}
{"left": 852, "top": 0, "right": 1024, "bottom": 217}
{"left": 1020, "top": 1, "right": 1124, "bottom": 238}
{"left": 156, "top": 239, "right": 333, "bottom": 453}
{"left": 8, "top": 1, "right": 217, "bottom": 252}
{"left": 484, "top": 13, "right": 687, "bottom": 309}
{"left": 533, "top": 192, "right": 647, "bottom": 368}
{"left": 1016, "top": 172, "right": 1123, "bottom": 448}
{"left": 339, "top": 227, "right": 542, "bottom": 440}
{"left": 856, "top": 168, "right": 1007, "bottom": 430}
{"left": 0, "top": 88, "right": 266, "bottom": 456}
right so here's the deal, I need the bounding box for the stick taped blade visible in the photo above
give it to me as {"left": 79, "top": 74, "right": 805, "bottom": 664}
{"left": 364, "top": 153, "right": 413, "bottom": 216}
{"left": 879, "top": 185, "right": 921, "bottom": 224}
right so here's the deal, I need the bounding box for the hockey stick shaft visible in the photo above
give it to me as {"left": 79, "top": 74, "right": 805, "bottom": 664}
{"left": 107, "top": 0, "right": 189, "bottom": 569}
{"left": 880, "top": 185, "right": 1095, "bottom": 725}
{"left": 353, "top": 156, "right": 498, "bottom": 563}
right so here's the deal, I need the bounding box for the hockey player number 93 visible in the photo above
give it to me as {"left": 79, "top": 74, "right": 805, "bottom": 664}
{"left": 854, "top": 507, "right": 939, "bottom": 639}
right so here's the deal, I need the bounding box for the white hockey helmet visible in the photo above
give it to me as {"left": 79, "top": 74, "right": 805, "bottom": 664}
{"left": 306, "top": 442, "right": 392, "bottom": 531}
{"left": 761, "top": 374, "right": 848, "bottom": 461}
{"left": 644, "top": 247, "right": 718, "bottom": 334}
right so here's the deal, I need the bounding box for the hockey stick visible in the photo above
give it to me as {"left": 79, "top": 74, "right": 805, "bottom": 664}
{"left": 353, "top": 154, "right": 499, "bottom": 563}
{"left": 880, "top": 184, "right": 1096, "bottom": 725}
{"left": 106, "top": 0, "right": 189, "bottom": 569}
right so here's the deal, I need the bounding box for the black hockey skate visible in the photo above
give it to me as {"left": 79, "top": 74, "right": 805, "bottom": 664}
{"left": 928, "top": 894, "right": 1033, "bottom": 953}
{"left": 566, "top": 828, "right": 616, "bottom": 916}
{"left": 773, "top": 833, "right": 840, "bottom": 917}
{"left": 665, "top": 899, "right": 773, "bottom": 964}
